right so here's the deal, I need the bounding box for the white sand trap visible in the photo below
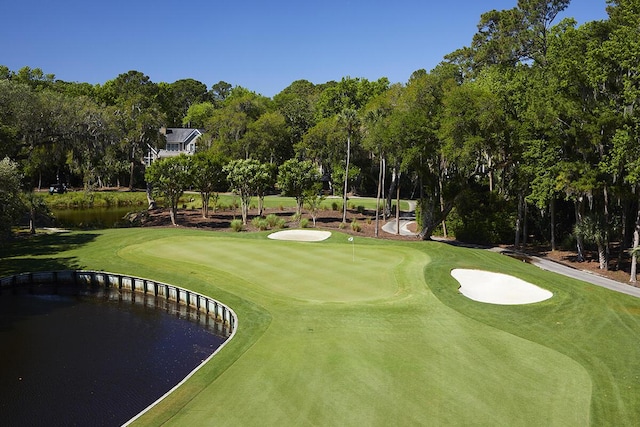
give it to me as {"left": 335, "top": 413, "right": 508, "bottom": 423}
{"left": 451, "top": 269, "right": 553, "bottom": 305}
{"left": 268, "top": 229, "right": 332, "bottom": 242}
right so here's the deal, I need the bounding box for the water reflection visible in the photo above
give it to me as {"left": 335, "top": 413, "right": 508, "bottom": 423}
{"left": 0, "top": 287, "right": 227, "bottom": 426}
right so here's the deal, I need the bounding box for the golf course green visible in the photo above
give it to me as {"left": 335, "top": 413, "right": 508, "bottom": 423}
{"left": 3, "top": 227, "right": 640, "bottom": 426}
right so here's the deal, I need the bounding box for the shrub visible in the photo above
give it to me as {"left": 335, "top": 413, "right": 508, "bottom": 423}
{"left": 251, "top": 217, "right": 269, "bottom": 231}
{"left": 266, "top": 213, "right": 279, "bottom": 228}
{"left": 339, "top": 222, "right": 346, "bottom": 229}
{"left": 300, "top": 218, "right": 309, "bottom": 228}
{"left": 366, "top": 217, "right": 372, "bottom": 225}
{"left": 357, "top": 205, "right": 365, "bottom": 214}
{"left": 291, "top": 212, "right": 302, "bottom": 223}
{"left": 230, "top": 219, "right": 244, "bottom": 232}
{"left": 276, "top": 218, "right": 287, "bottom": 229}
{"left": 351, "top": 218, "right": 361, "bottom": 232}
{"left": 331, "top": 201, "right": 339, "bottom": 211}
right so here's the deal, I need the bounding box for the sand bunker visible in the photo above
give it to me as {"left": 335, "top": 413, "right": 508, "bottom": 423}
{"left": 268, "top": 229, "right": 332, "bottom": 242}
{"left": 451, "top": 269, "right": 553, "bottom": 305}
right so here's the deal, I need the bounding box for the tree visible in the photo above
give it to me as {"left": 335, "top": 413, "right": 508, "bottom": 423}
{"left": 338, "top": 108, "right": 360, "bottom": 223}
{"left": 254, "top": 162, "right": 276, "bottom": 217}
{"left": 210, "top": 81, "right": 232, "bottom": 104}
{"left": 277, "top": 159, "right": 320, "bottom": 216}
{"left": 183, "top": 102, "right": 216, "bottom": 128}
{"left": 21, "top": 192, "right": 51, "bottom": 234}
{"left": 573, "top": 214, "right": 609, "bottom": 270}
{"left": 296, "top": 116, "right": 345, "bottom": 180}
{"left": 191, "top": 151, "right": 226, "bottom": 218}
{"left": 224, "top": 159, "right": 262, "bottom": 225}
{"left": 242, "top": 111, "right": 292, "bottom": 164}
{"left": 145, "top": 154, "right": 193, "bottom": 226}
{"left": 304, "top": 184, "right": 325, "bottom": 227}
{"left": 99, "top": 71, "right": 164, "bottom": 190}
{"left": 0, "top": 157, "right": 22, "bottom": 240}
{"left": 158, "top": 78, "right": 208, "bottom": 127}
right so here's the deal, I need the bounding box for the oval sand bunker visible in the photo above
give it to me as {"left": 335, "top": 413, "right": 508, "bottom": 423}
{"left": 451, "top": 269, "right": 553, "bottom": 305}
{"left": 268, "top": 229, "right": 332, "bottom": 242}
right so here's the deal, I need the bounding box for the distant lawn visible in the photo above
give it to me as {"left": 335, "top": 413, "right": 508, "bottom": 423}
{"left": 41, "top": 189, "right": 407, "bottom": 214}
{"left": 2, "top": 228, "right": 640, "bottom": 425}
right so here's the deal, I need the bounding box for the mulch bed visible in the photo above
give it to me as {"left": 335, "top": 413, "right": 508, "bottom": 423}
{"left": 138, "top": 206, "right": 417, "bottom": 241}
{"left": 137, "top": 206, "right": 638, "bottom": 285}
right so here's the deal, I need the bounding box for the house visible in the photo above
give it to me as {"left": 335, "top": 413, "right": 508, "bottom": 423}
{"left": 145, "top": 127, "right": 205, "bottom": 165}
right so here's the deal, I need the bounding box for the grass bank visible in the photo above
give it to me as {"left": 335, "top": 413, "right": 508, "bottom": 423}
{"left": 2, "top": 228, "right": 639, "bottom": 425}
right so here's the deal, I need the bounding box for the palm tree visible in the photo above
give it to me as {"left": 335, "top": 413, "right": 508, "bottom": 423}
{"left": 338, "top": 108, "right": 359, "bottom": 224}
{"left": 573, "top": 214, "right": 608, "bottom": 270}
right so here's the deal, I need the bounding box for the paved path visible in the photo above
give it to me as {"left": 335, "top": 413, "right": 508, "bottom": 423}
{"left": 381, "top": 200, "right": 640, "bottom": 298}
{"left": 486, "top": 246, "right": 640, "bottom": 298}
{"left": 513, "top": 251, "right": 640, "bottom": 298}
{"left": 381, "top": 200, "right": 418, "bottom": 237}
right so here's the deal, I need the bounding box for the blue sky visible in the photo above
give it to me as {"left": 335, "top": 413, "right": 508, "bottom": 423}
{"left": 2, "top": 1, "right": 609, "bottom": 97}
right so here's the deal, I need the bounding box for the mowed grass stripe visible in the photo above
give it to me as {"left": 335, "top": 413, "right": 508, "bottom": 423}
{"left": 125, "top": 235, "right": 404, "bottom": 303}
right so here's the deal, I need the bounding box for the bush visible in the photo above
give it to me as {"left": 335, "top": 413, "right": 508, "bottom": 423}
{"left": 300, "top": 218, "right": 309, "bottom": 228}
{"left": 331, "top": 201, "right": 339, "bottom": 211}
{"left": 450, "top": 189, "right": 515, "bottom": 244}
{"left": 230, "top": 219, "right": 244, "bottom": 232}
{"left": 339, "top": 222, "right": 346, "bottom": 229}
{"left": 266, "top": 213, "right": 279, "bottom": 228}
{"left": 357, "top": 205, "right": 365, "bottom": 214}
{"left": 351, "top": 218, "right": 361, "bottom": 232}
{"left": 251, "top": 217, "right": 269, "bottom": 231}
{"left": 276, "top": 218, "right": 287, "bottom": 229}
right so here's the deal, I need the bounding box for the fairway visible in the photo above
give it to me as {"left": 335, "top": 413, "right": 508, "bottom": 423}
{"left": 4, "top": 228, "right": 640, "bottom": 425}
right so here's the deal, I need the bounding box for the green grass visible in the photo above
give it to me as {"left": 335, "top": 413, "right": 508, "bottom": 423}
{"left": 2, "top": 228, "right": 640, "bottom": 425}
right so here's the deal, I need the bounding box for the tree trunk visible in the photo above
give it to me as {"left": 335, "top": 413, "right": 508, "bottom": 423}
{"left": 395, "top": 172, "right": 401, "bottom": 235}
{"left": 29, "top": 208, "right": 36, "bottom": 234}
{"left": 129, "top": 160, "right": 135, "bottom": 191}
{"left": 597, "top": 242, "right": 607, "bottom": 270}
{"left": 575, "top": 200, "right": 585, "bottom": 262}
{"left": 258, "top": 195, "right": 265, "bottom": 217}
{"left": 381, "top": 158, "right": 387, "bottom": 220}
{"left": 201, "top": 192, "right": 209, "bottom": 218}
{"left": 387, "top": 167, "right": 399, "bottom": 219}
{"left": 439, "top": 173, "right": 447, "bottom": 238}
{"left": 630, "top": 192, "right": 640, "bottom": 284}
{"left": 523, "top": 200, "right": 528, "bottom": 247}
{"left": 375, "top": 156, "right": 383, "bottom": 238}
{"left": 342, "top": 135, "right": 351, "bottom": 224}
{"left": 515, "top": 193, "right": 523, "bottom": 248}
{"left": 146, "top": 182, "right": 156, "bottom": 210}
{"left": 550, "top": 198, "right": 556, "bottom": 251}
{"left": 169, "top": 207, "right": 177, "bottom": 226}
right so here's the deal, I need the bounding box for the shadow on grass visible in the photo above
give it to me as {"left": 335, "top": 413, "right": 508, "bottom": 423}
{"left": 0, "top": 233, "right": 97, "bottom": 276}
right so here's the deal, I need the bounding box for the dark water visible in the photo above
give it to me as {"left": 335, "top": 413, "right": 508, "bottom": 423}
{"left": 52, "top": 206, "right": 133, "bottom": 229}
{"left": 0, "top": 292, "right": 226, "bottom": 426}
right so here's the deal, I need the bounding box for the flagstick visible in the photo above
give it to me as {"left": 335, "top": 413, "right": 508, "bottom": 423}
{"left": 348, "top": 236, "right": 354, "bottom": 262}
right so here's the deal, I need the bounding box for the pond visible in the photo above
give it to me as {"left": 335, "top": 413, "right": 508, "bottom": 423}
{"left": 0, "top": 289, "right": 226, "bottom": 426}
{"left": 52, "top": 206, "right": 135, "bottom": 229}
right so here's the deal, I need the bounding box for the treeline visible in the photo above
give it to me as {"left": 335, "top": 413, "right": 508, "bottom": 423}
{"left": 2, "top": 0, "right": 640, "bottom": 278}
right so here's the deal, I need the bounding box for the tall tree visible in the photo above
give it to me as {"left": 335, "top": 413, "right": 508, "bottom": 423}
{"left": 191, "top": 151, "right": 226, "bottom": 218}
{"left": 0, "top": 157, "right": 22, "bottom": 240}
{"left": 224, "top": 159, "right": 262, "bottom": 224}
{"left": 99, "top": 71, "right": 164, "bottom": 190}
{"left": 145, "top": 154, "right": 193, "bottom": 226}
{"left": 337, "top": 108, "right": 359, "bottom": 223}
{"left": 158, "top": 78, "right": 208, "bottom": 127}
{"left": 277, "top": 159, "right": 320, "bottom": 216}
